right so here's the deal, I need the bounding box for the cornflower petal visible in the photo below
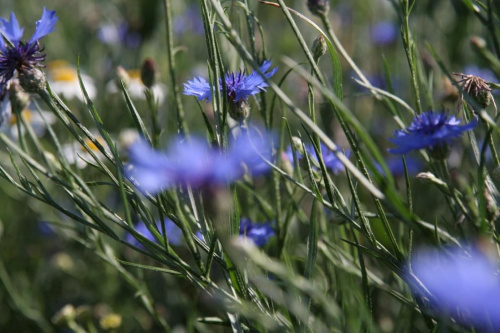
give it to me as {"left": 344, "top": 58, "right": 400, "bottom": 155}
{"left": 125, "top": 139, "right": 175, "bottom": 193}
{"left": 183, "top": 60, "right": 277, "bottom": 103}
{"left": 28, "top": 7, "right": 58, "bottom": 45}
{"left": 285, "top": 141, "right": 348, "bottom": 174}
{"left": 126, "top": 129, "right": 273, "bottom": 193}
{"left": 183, "top": 76, "right": 212, "bottom": 101}
{"left": 410, "top": 247, "right": 500, "bottom": 329}
{"left": 388, "top": 111, "right": 478, "bottom": 154}
{"left": 0, "top": 12, "right": 24, "bottom": 48}
{"left": 239, "top": 218, "right": 275, "bottom": 247}
{"left": 126, "top": 219, "right": 182, "bottom": 248}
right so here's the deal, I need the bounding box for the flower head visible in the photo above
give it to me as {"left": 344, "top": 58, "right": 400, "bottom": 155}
{"left": 46, "top": 60, "right": 97, "bottom": 101}
{"left": 0, "top": 7, "right": 57, "bottom": 96}
{"left": 126, "top": 219, "right": 182, "bottom": 248}
{"left": 0, "top": 99, "right": 56, "bottom": 139}
{"left": 239, "top": 218, "right": 275, "bottom": 247}
{"left": 183, "top": 60, "right": 277, "bottom": 103}
{"left": 107, "top": 68, "right": 166, "bottom": 104}
{"left": 409, "top": 247, "right": 500, "bottom": 330}
{"left": 126, "top": 129, "right": 273, "bottom": 194}
{"left": 388, "top": 111, "right": 477, "bottom": 157}
{"left": 61, "top": 135, "right": 108, "bottom": 169}
{"left": 307, "top": 0, "right": 330, "bottom": 16}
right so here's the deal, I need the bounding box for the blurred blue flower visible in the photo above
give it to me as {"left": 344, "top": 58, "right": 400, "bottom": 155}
{"left": 173, "top": 5, "right": 204, "bottom": 36}
{"left": 97, "top": 22, "right": 141, "bottom": 48}
{"left": 410, "top": 247, "right": 500, "bottom": 329}
{"left": 388, "top": 111, "right": 477, "bottom": 155}
{"left": 239, "top": 218, "right": 275, "bottom": 247}
{"left": 126, "top": 129, "right": 273, "bottom": 193}
{"left": 284, "top": 142, "right": 348, "bottom": 174}
{"left": 0, "top": 7, "right": 57, "bottom": 96}
{"left": 183, "top": 60, "right": 278, "bottom": 103}
{"left": 370, "top": 21, "right": 398, "bottom": 45}
{"left": 376, "top": 155, "right": 422, "bottom": 177}
{"left": 126, "top": 219, "right": 182, "bottom": 248}
{"left": 464, "top": 65, "right": 497, "bottom": 84}
{"left": 38, "top": 221, "right": 56, "bottom": 237}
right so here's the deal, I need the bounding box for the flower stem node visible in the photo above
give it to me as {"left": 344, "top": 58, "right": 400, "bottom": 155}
{"left": 18, "top": 67, "right": 46, "bottom": 93}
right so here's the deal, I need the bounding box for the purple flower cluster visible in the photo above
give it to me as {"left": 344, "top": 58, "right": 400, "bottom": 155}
{"left": 388, "top": 111, "right": 477, "bottom": 155}
{"left": 410, "top": 247, "right": 500, "bottom": 330}
{"left": 284, "top": 142, "right": 347, "bottom": 174}
{"left": 0, "top": 7, "right": 58, "bottom": 96}
{"left": 126, "top": 130, "right": 273, "bottom": 194}
{"left": 239, "top": 218, "right": 275, "bottom": 247}
{"left": 126, "top": 219, "right": 182, "bottom": 248}
{"left": 183, "top": 60, "right": 277, "bottom": 103}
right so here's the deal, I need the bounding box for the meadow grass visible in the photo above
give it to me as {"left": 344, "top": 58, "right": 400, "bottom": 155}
{"left": 1, "top": 0, "right": 500, "bottom": 332}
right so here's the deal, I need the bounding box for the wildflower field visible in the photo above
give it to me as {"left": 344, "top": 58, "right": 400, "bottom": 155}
{"left": 1, "top": 0, "right": 500, "bottom": 331}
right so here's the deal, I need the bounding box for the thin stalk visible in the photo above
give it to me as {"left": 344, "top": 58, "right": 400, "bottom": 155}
{"left": 163, "top": 0, "right": 187, "bottom": 135}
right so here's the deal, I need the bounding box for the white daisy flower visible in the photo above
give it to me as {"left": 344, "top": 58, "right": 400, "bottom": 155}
{"left": 106, "top": 69, "right": 166, "bottom": 104}
{"left": 0, "top": 99, "right": 56, "bottom": 139}
{"left": 61, "top": 136, "right": 108, "bottom": 169}
{"left": 47, "top": 60, "right": 97, "bottom": 101}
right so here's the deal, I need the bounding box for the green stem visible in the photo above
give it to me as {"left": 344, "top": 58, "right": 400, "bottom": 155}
{"left": 163, "top": 0, "right": 188, "bottom": 135}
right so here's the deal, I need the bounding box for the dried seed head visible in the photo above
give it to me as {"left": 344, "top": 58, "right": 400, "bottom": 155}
{"left": 453, "top": 72, "right": 493, "bottom": 109}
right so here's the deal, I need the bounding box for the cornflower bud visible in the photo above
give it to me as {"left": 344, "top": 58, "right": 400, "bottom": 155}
{"left": 228, "top": 99, "right": 250, "bottom": 122}
{"left": 18, "top": 67, "right": 46, "bottom": 93}
{"left": 140, "top": 57, "right": 157, "bottom": 89}
{"left": 307, "top": 0, "right": 329, "bottom": 17}
{"left": 312, "top": 35, "right": 327, "bottom": 63}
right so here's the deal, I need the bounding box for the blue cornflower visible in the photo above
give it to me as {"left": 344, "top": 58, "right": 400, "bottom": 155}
{"left": 0, "top": 7, "right": 58, "bottom": 96}
{"left": 370, "top": 21, "right": 398, "bottom": 45}
{"left": 126, "top": 219, "right": 182, "bottom": 248}
{"left": 126, "top": 129, "right": 273, "bottom": 194}
{"left": 239, "top": 218, "right": 275, "bottom": 247}
{"left": 183, "top": 60, "right": 277, "bottom": 103}
{"left": 284, "top": 142, "right": 348, "bottom": 174}
{"left": 388, "top": 111, "right": 477, "bottom": 157}
{"left": 409, "top": 247, "right": 500, "bottom": 330}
